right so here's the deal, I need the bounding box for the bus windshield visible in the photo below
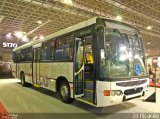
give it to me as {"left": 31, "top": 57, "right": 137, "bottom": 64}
{"left": 99, "top": 29, "right": 147, "bottom": 80}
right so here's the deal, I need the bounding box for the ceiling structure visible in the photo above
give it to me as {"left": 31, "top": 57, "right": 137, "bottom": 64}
{"left": 0, "top": 0, "right": 160, "bottom": 56}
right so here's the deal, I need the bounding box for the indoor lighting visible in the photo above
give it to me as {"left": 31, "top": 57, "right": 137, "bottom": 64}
{"left": 33, "top": 36, "right": 38, "bottom": 40}
{"left": 36, "top": 20, "right": 42, "bottom": 24}
{"left": 61, "top": 0, "right": 73, "bottom": 5}
{"left": 145, "top": 54, "right": 148, "bottom": 56}
{"left": 6, "top": 33, "right": 12, "bottom": 37}
{"left": 22, "top": 36, "right": 29, "bottom": 42}
{"left": 146, "top": 26, "right": 152, "bottom": 30}
{"left": 115, "top": 15, "right": 122, "bottom": 21}
{"left": 147, "top": 42, "right": 151, "bottom": 45}
{"left": 40, "top": 35, "right": 44, "bottom": 40}
{"left": 14, "top": 31, "right": 23, "bottom": 38}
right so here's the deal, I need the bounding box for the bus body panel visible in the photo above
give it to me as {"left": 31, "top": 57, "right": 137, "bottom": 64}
{"left": 38, "top": 62, "right": 73, "bottom": 92}
{"left": 17, "top": 62, "right": 74, "bottom": 93}
{"left": 96, "top": 81, "right": 124, "bottom": 107}
{"left": 39, "top": 62, "right": 73, "bottom": 83}
{"left": 19, "top": 63, "right": 33, "bottom": 83}
{"left": 11, "top": 62, "right": 16, "bottom": 77}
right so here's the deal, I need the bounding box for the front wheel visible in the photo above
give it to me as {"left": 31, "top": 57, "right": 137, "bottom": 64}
{"left": 59, "top": 81, "right": 74, "bottom": 104}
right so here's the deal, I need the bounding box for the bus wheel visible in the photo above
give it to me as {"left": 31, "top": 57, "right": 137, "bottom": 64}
{"left": 21, "top": 73, "right": 27, "bottom": 87}
{"left": 59, "top": 81, "right": 74, "bottom": 104}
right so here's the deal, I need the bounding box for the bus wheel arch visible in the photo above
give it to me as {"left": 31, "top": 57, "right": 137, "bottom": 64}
{"left": 56, "top": 77, "right": 74, "bottom": 103}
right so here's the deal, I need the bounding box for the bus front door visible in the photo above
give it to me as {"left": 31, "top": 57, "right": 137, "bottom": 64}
{"left": 33, "top": 48, "right": 41, "bottom": 86}
{"left": 74, "top": 35, "right": 96, "bottom": 104}
{"left": 74, "top": 38, "right": 85, "bottom": 97}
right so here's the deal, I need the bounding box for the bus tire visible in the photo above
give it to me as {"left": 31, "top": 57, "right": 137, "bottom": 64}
{"left": 20, "top": 72, "right": 27, "bottom": 87}
{"left": 59, "top": 81, "right": 74, "bottom": 104}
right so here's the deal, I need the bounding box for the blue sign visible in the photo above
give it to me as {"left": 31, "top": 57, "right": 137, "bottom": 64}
{"left": 135, "top": 64, "right": 141, "bottom": 75}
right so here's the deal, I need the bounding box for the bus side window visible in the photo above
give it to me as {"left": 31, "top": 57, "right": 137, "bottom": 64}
{"left": 41, "top": 40, "right": 55, "bottom": 61}
{"left": 17, "top": 53, "right": 20, "bottom": 63}
{"left": 28, "top": 47, "right": 32, "bottom": 61}
{"left": 19, "top": 47, "right": 32, "bottom": 62}
{"left": 54, "top": 35, "right": 73, "bottom": 61}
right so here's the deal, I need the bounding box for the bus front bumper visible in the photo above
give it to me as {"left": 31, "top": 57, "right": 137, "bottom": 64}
{"left": 97, "top": 91, "right": 124, "bottom": 107}
{"left": 96, "top": 89, "right": 148, "bottom": 107}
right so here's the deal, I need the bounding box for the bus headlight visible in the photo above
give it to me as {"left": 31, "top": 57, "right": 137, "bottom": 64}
{"left": 110, "top": 90, "right": 123, "bottom": 96}
{"left": 111, "top": 91, "right": 116, "bottom": 96}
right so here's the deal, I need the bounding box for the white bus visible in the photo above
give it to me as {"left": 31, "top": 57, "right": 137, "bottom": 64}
{"left": 12, "top": 17, "right": 149, "bottom": 107}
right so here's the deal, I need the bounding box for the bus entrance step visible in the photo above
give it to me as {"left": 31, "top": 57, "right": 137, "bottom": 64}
{"left": 76, "top": 98, "right": 95, "bottom": 106}
{"left": 85, "top": 80, "right": 94, "bottom": 90}
{"left": 83, "top": 89, "right": 94, "bottom": 102}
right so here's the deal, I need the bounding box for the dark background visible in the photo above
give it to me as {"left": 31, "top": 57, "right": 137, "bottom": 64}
{"left": 0, "top": 34, "right": 29, "bottom": 78}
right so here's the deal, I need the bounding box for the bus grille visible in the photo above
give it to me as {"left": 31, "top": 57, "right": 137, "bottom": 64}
{"left": 124, "top": 87, "right": 143, "bottom": 95}
{"left": 116, "top": 80, "right": 147, "bottom": 87}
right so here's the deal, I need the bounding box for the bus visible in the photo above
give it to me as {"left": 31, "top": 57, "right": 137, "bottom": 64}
{"left": 12, "top": 17, "right": 149, "bottom": 107}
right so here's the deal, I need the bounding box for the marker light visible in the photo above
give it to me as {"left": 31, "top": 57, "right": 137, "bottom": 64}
{"left": 104, "top": 90, "right": 110, "bottom": 96}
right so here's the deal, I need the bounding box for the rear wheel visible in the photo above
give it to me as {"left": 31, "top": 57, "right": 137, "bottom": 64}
{"left": 59, "top": 81, "right": 74, "bottom": 104}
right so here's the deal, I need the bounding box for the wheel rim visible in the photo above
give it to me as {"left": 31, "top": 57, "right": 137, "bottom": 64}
{"left": 60, "top": 85, "right": 69, "bottom": 99}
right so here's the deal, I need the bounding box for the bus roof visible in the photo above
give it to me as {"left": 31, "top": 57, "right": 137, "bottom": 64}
{"left": 13, "top": 17, "right": 98, "bottom": 52}
{"left": 13, "top": 17, "right": 139, "bottom": 52}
